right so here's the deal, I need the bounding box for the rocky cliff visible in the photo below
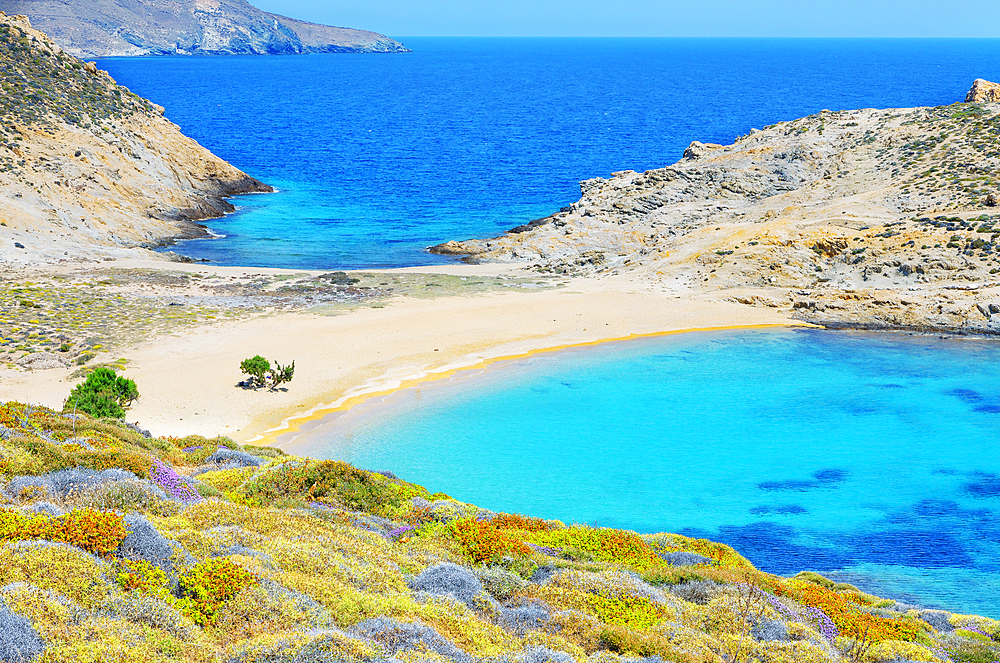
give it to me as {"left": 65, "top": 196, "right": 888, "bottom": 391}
{"left": 967, "top": 79, "right": 1000, "bottom": 104}
{"left": 434, "top": 81, "right": 1000, "bottom": 335}
{"left": 0, "top": 0, "right": 408, "bottom": 57}
{"left": 0, "top": 14, "right": 272, "bottom": 264}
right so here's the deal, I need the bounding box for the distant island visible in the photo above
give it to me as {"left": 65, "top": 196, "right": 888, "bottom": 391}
{"left": 0, "top": 0, "right": 409, "bottom": 57}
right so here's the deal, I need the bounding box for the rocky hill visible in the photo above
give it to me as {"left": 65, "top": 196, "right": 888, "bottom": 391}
{"left": 0, "top": 14, "right": 271, "bottom": 264}
{"left": 434, "top": 85, "right": 1000, "bottom": 335}
{"left": 1, "top": 399, "right": 998, "bottom": 663}
{"left": 0, "top": 0, "right": 408, "bottom": 57}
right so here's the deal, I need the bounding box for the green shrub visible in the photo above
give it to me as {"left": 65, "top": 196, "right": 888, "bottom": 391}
{"left": 116, "top": 559, "right": 170, "bottom": 597}
{"left": 238, "top": 460, "right": 406, "bottom": 515}
{"left": 64, "top": 367, "right": 138, "bottom": 419}
{"left": 240, "top": 355, "right": 270, "bottom": 388}
{"left": 240, "top": 356, "right": 295, "bottom": 390}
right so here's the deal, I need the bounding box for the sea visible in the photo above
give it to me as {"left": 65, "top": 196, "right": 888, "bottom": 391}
{"left": 98, "top": 38, "right": 1000, "bottom": 615}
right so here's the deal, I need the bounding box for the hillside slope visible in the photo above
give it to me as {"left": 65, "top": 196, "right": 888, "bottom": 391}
{"left": 435, "top": 89, "right": 1000, "bottom": 335}
{"left": 0, "top": 0, "right": 409, "bottom": 57}
{"left": 1, "top": 399, "right": 998, "bottom": 663}
{"left": 0, "top": 14, "right": 271, "bottom": 265}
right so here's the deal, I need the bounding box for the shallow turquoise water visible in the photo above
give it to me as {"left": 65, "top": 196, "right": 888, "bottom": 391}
{"left": 283, "top": 329, "right": 1000, "bottom": 617}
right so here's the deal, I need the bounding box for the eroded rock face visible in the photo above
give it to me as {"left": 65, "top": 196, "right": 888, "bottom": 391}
{"left": 966, "top": 79, "right": 1000, "bottom": 103}
{"left": 0, "top": 14, "right": 272, "bottom": 264}
{"left": 0, "top": 0, "right": 409, "bottom": 57}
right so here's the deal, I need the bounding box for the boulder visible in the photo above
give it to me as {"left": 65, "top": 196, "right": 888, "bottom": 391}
{"left": 684, "top": 141, "right": 724, "bottom": 160}
{"left": 966, "top": 79, "right": 1000, "bottom": 103}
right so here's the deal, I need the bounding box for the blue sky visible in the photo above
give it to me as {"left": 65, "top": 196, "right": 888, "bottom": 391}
{"left": 253, "top": 0, "right": 1000, "bottom": 37}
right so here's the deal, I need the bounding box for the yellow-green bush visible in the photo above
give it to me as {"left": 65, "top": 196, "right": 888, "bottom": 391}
{"left": 116, "top": 559, "right": 170, "bottom": 597}
{"left": 524, "top": 526, "right": 664, "bottom": 571}
{"left": 175, "top": 557, "right": 259, "bottom": 626}
{"left": 0, "top": 542, "right": 113, "bottom": 607}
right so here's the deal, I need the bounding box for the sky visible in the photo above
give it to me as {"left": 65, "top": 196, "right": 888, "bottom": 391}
{"left": 253, "top": 0, "right": 1000, "bottom": 38}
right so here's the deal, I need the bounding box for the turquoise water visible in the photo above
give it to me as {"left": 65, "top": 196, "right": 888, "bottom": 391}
{"left": 96, "top": 38, "right": 1000, "bottom": 269}
{"left": 93, "top": 41, "right": 1000, "bottom": 616}
{"left": 282, "top": 329, "right": 1000, "bottom": 617}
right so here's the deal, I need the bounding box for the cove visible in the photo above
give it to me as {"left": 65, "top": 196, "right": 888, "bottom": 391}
{"left": 280, "top": 328, "right": 1000, "bottom": 617}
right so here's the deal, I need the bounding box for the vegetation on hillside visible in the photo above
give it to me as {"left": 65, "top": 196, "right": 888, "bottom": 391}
{"left": 0, "top": 19, "right": 154, "bottom": 174}
{"left": 1, "top": 400, "right": 999, "bottom": 662}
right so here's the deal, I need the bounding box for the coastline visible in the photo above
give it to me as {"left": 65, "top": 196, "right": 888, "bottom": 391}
{"left": 0, "top": 260, "right": 807, "bottom": 443}
{"left": 264, "top": 321, "right": 809, "bottom": 450}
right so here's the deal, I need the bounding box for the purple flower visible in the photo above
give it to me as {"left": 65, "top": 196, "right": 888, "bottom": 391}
{"left": 804, "top": 605, "right": 839, "bottom": 641}
{"left": 759, "top": 590, "right": 796, "bottom": 621}
{"left": 388, "top": 525, "right": 415, "bottom": 539}
{"left": 182, "top": 446, "right": 203, "bottom": 453}
{"left": 150, "top": 458, "right": 202, "bottom": 503}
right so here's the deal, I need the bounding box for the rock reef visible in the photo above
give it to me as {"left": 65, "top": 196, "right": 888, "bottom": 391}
{"left": 0, "top": 0, "right": 408, "bottom": 57}
{"left": 0, "top": 14, "right": 272, "bottom": 264}
{"left": 434, "top": 80, "right": 1000, "bottom": 335}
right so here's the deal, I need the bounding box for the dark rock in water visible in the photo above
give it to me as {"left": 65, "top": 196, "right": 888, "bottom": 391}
{"left": 508, "top": 217, "right": 552, "bottom": 234}
{"left": 0, "top": 0, "right": 410, "bottom": 58}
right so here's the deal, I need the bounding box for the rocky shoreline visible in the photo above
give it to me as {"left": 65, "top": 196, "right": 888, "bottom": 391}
{"left": 433, "top": 82, "right": 1000, "bottom": 337}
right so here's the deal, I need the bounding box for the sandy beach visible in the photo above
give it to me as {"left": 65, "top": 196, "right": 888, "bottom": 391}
{"left": 0, "top": 260, "right": 803, "bottom": 445}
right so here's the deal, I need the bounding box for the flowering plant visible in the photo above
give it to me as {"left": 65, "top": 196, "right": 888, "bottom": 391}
{"left": 149, "top": 458, "right": 201, "bottom": 503}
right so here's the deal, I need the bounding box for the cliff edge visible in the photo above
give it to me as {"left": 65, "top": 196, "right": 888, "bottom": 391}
{"left": 0, "top": 0, "right": 409, "bottom": 57}
{"left": 0, "top": 14, "right": 272, "bottom": 265}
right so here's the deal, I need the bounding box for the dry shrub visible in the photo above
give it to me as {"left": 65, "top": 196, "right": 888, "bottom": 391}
{"left": 0, "top": 541, "right": 112, "bottom": 607}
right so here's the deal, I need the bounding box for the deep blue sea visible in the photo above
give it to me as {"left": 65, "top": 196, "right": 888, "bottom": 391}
{"left": 98, "top": 38, "right": 1000, "bottom": 269}
{"left": 97, "top": 40, "right": 1000, "bottom": 615}
{"left": 283, "top": 328, "right": 1000, "bottom": 617}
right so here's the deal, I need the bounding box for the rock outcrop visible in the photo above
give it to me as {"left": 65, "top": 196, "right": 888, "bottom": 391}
{"left": 966, "top": 78, "right": 1000, "bottom": 103}
{"left": 0, "top": 14, "right": 272, "bottom": 264}
{"left": 434, "top": 84, "right": 1000, "bottom": 335}
{"left": 0, "top": 0, "right": 408, "bottom": 57}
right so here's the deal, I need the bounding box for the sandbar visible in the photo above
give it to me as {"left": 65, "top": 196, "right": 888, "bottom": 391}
{"left": 0, "top": 261, "right": 805, "bottom": 443}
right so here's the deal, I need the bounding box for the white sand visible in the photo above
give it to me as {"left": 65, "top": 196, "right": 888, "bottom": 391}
{"left": 0, "top": 264, "right": 803, "bottom": 444}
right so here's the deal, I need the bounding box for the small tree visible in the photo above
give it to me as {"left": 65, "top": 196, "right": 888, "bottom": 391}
{"left": 269, "top": 360, "right": 294, "bottom": 389}
{"left": 240, "top": 355, "right": 270, "bottom": 389}
{"left": 241, "top": 356, "right": 294, "bottom": 390}
{"left": 65, "top": 367, "right": 138, "bottom": 419}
